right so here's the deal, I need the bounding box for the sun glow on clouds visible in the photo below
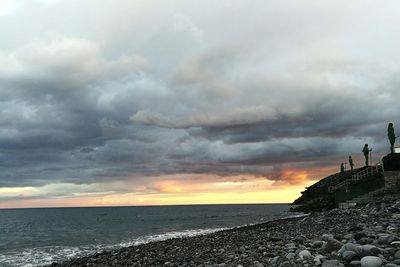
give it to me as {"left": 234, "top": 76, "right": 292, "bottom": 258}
{"left": 0, "top": 172, "right": 318, "bottom": 209}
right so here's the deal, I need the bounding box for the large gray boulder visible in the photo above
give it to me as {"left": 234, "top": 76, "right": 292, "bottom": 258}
{"left": 360, "top": 256, "right": 383, "bottom": 267}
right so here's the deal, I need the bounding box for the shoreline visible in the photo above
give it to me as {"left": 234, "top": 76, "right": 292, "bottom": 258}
{"left": 43, "top": 213, "right": 305, "bottom": 267}
{"left": 48, "top": 215, "right": 306, "bottom": 267}
{"left": 1, "top": 204, "right": 295, "bottom": 267}
{"left": 49, "top": 194, "right": 400, "bottom": 267}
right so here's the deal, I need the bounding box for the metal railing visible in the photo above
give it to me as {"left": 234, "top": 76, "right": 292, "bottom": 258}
{"left": 328, "top": 162, "right": 383, "bottom": 192}
{"left": 351, "top": 162, "right": 383, "bottom": 182}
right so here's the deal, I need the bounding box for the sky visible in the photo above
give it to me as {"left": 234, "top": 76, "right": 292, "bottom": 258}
{"left": 1, "top": 0, "right": 400, "bottom": 208}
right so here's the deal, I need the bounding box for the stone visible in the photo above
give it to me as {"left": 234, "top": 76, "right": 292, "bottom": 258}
{"left": 339, "top": 243, "right": 360, "bottom": 255}
{"left": 286, "top": 252, "right": 295, "bottom": 261}
{"left": 314, "top": 254, "right": 326, "bottom": 265}
{"left": 395, "top": 250, "right": 400, "bottom": 259}
{"left": 350, "top": 225, "right": 364, "bottom": 232}
{"left": 345, "top": 234, "right": 354, "bottom": 240}
{"left": 360, "top": 256, "right": 383, "bottom": 267}
{"left": 270, "top": 256, "right": 279, "bottom": 264}
{"left": 299, "top": 250, "right": 312, "bottom": 259}
{"left": 324, "top": 238, "right": 343, "bottom": 253}
{"left": 322, "top": 234, "right": 334, "bottom": 241}
{"left": 286, "top": 243, "right": 297, "bottom": 249}
{"left": 312, "top": 240, "right": 325, "bottom": 248}
{"left": 378, "top": 234, "right": 396, "bottom": 245}
{"left": 361, "top": 245, "right": 381, "bottom": 256}
{"left": 322, "top": 260, "right": 340, "bottom": 267}
{"left": 355, "top": 232, "right": 368, "bottom": 241}
{"left": 342, "top": 250, "right": 358, "bottom": 262}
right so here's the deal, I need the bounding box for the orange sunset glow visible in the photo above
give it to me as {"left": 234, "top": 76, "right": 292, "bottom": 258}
{"left": 0, "top": 169, "right": 327, "bottom": 209}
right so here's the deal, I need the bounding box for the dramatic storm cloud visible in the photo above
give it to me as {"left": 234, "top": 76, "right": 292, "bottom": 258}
{"left": 1, "top": 0, "right": 400, "bottom": 207}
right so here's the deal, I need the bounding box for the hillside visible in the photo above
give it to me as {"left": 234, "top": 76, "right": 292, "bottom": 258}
{"left": 291, "top": 166, "right": 379, "bottom": 212}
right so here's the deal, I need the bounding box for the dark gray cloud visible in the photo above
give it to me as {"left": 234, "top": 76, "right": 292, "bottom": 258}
{"left": 1, "top": 0, "right": 400, "bottom": 197}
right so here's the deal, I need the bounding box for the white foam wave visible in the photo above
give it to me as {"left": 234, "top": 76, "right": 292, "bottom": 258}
{"left": 0, "top": 212, "right": 303, "bottom": 267}
{"left": 0, "top": 228, "right": 227, "bottom": 267}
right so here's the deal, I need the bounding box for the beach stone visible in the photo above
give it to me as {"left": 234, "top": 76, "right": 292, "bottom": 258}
{"left": 355, "top": 232, "right": 368, "bottom": 241}
{"left": 350, "top": 260, "right": 362, "bottom": 266}
{"left": 322, "top": 260, "right": 340, "bottom": 267}
{"left": 314, "top": 254, "right": 326, "bottom": 265}
{"left": 391, "top": 242, "right": 400, "bottom": 248}
{"left": 343, "top": 251, "right": 358, "bottom": 262}
{"left": 361, "top": 238, "right": 375, "bottom": 245}
{"left": 347, "top": 243, "right": 361, "bottom": 253}
{"left": 322, "top": 234, "right": 334, "bottom": 241}
{"left": 361, "top": 245, "right": 381, "bottom": 256}
{"left": 386, "top": 247, "right": 396, "bottom": 255}
{"left": 345, "top": 234, "right": 355, "bottom": 240}
{"left": 299, "top": 250, "right": 312, "bottom": 259}
{"left": 312, "top": 240, "right": 324, "bottom": 248}
{"left": 350, "top": 225, "right": 364, "bottom": 232}
{"left": 270, "top": 256, "right": 279, "bottom": 264}
{"left": 286, "top": 243, "right": 297, "bottom": 249}
{"left": 286, "top": 252, "right": 295, "bottom": 261}
{"left": 324, "top": 238, "right": 343, "bottom": 253}
{"left": 385, "top": 264, "right": 400, "bottom": 267}
{"left": 395, "top": 251, "right": 400, "bottom": 259}
{"left": 360, "top": 256, "right": 383, "bottom": 267}
{"left": 378, "top": 234, "right": 396, "bottom": 245}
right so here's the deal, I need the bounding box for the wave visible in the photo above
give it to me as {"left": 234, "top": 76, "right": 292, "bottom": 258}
{"left": 0, "top": 228, "right": 228, "bottom": 267}
{"left": 0, "top": 212, "right": 305, "bottom": 267}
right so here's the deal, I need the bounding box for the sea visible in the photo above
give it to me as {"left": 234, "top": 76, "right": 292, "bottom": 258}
{"left": 0, "top": 204, "right": 299, "bottom": 267}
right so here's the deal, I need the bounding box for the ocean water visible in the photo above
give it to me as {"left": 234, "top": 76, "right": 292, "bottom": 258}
{"left": 0, "top": 204, "right": 296, "bottom": 267}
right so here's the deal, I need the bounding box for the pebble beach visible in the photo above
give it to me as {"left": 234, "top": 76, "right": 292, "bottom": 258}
{"left": 49, "top": 194, "right": 400, "bottom": 267}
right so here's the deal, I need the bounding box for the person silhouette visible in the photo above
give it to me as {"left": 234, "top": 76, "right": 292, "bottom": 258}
{"left": 348, "top": 156, "right": 354, "bottom": 171}
{"left": 340, "top": 163, "right": 345, "bottom": 173}
{"left": 388, "top": 123, "right": 396, "bottom": 153}
{"left": 362, "top": 144, "right": 370, "bottom": 166}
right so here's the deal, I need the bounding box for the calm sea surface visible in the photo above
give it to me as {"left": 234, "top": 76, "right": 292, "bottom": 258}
{"left": 0, "top": 204, "right": 297, "bottom": 266}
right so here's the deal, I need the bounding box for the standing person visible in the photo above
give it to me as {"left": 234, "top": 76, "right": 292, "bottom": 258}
{"left": 362, "top": 144, "right": 370, "bottom": 166}
{"left": 388, "top": 123, "right": 396, "bottom": 153}
{"left": 340, "top": 163, "right": 345, "bottom": 173}
{"left": 349, "top": 156, "right": 354, "bottom": 171}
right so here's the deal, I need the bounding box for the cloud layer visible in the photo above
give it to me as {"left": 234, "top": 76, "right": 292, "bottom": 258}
{"left": 1, "top": 0, "right": 400, "bottom": 206}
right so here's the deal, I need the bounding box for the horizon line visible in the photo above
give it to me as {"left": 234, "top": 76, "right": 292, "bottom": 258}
{"left": 0, "top": 202, "right": 293, "bottom": 210}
